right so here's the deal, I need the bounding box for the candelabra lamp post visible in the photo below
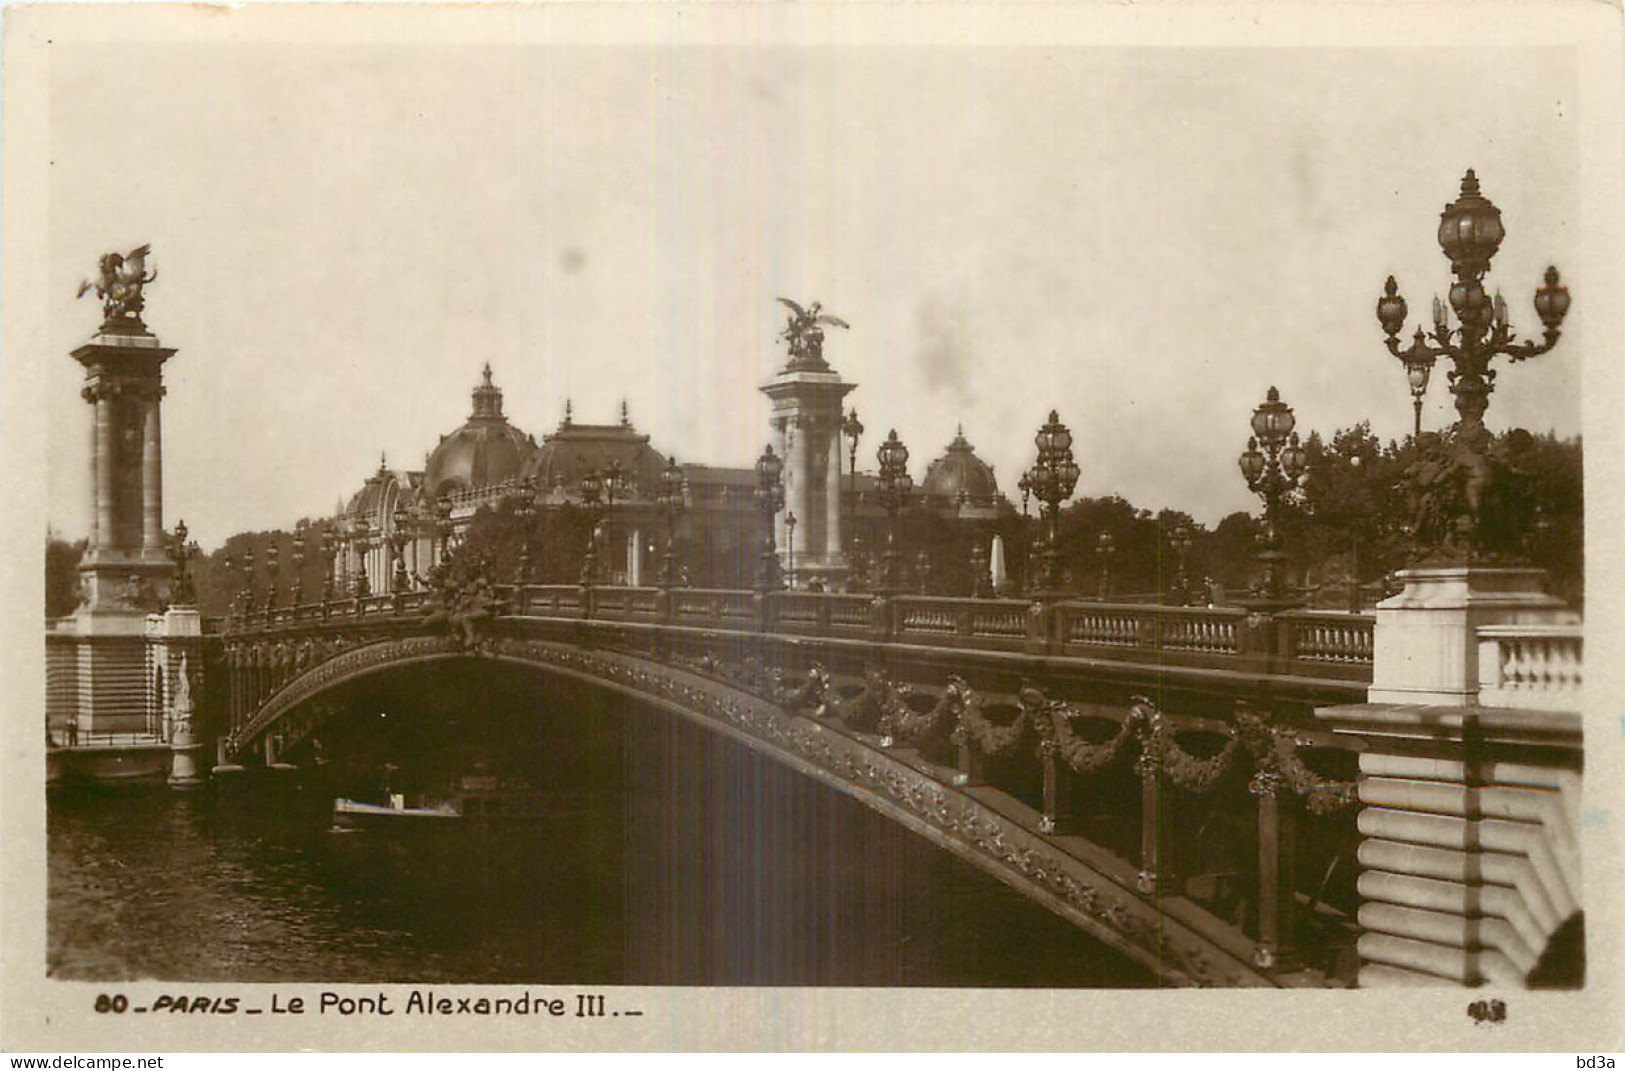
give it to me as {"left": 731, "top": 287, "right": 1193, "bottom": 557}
{"left": 657, "top": 459, "right": 684, "bottom": 588}
{"left": 1096, "top": 532, "right": 1116, "bottom": 601}
{"left": 265, "top": 542, "right": 281, "bottom": 617}
{"left": 1167, "top": 524, "right": 1194, "bottom": 606}
{"left": 874, "top": 430, "right": 913, "bottom": 594}
{"left": 915, "top": 548, "right": 933, "bottom": 595}
{"left": 1376, "top": 170, "right": 1572, "bottom": 552}
{"left": 1023, "top": 410, "right": 1081, "bottom": 596}
{"left": 506, "top": 480, "right": 536, "bottom": 594}
{"left": 390, "top": 505, "right": 411, "bottom": 593}
{"left": 754, "top": 444, "right": 786, "bottom": 592}
{"left": 785, "top": 511, "right": 797, "bottom": 589}
{"left": 434, "top": 496, "right": 454, "bottom": 566}
{"left": 168, "top": 519, "right": 199, "bottom": 607}
{"left": 351, "top": 518, "right": 373, "bottom": 598}
{"left": 321, "top": 526, "right": 338, "bottom": 602}
{"left": 242, "top": 545, "right": 258, "bottom": 614}
{"left": 842, "top": 407, "right": 864, "bottom": 551}
{"left": 1238, "top": 387, "right": 1308, "bottom": 606}
{"left": 578, "top": 470, "right": 604, "bottom": 586}
{"left": 970, "top": 540, "right": 991, "bottom": 598}
{"left": 290, "top": 525, "right": 307, "bottom": 607}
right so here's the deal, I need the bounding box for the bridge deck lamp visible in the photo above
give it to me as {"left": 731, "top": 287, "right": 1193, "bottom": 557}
{"left": 657, "top": 459, "right": 685, "bottom": 588}
{"left": 842, "top": 407, "right": 864, "bottom": 545}
{"left": 321, "top": 526, "right": 338, "bottom": 601}
{"left": 290, "top": 524, "right": 308, "bottom": 606}
{"left": 434, "top": 496, "right": 455, "bottom": 566}
{"left": 1377, "top": 169, "right": 1571, "bottom": 443}
{"left": 168, "top": 519, "right": 198, "bottom": 608}
{"left": 350, "top": 518, "right": 373, "bottom": 598}
{"left": 1023, "top": 410, "right": 1081, "bottom": 595}
{"left": 390, "top": 504, "right": 411, "bottom": 593}
{"left": 579, "top": 470, "right": 604, "bottom": 586}
{"left": 1096, "top": 531, "right": 1116, "bottom": 601}
{"left": 874, "top": 430, "right": 913, "bottom": 594}
{"left": 1238, "top": 387, "right": 1307, "bottom": 603}
{"left": 1168, "top": 524, "right": 1194, "bottom": 607}
{"left": 510, "top": 479, "right": 537, "bottom": 585}
{"left": 785, "top": 511, "right": 797, "bottom": 589}
{"left": 754, "top": 444, "right": 786, "bottom": 591}
{"left": 265, "top": 542, "right": 281, "bottom": 612}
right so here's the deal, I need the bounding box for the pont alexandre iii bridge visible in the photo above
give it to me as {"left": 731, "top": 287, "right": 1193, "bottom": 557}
{"left": 171, "top": 571, "right": 1579, "bottom": 991}
{"left": 48, "top": 240, "right": 1586, "bottom": 992}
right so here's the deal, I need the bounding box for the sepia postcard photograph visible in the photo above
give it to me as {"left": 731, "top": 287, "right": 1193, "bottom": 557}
{"left": 2, "top": 0, "right": 1623, "bottom": 1053}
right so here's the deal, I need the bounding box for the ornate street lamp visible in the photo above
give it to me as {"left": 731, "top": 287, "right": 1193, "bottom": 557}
{"left": 390, "top": 504, "right": 411, "bottom": 593}
{"left": 842, "top": 407, "right": 864, "bottom": 531}
{"left": 1238, "top": 387, "right": 1308, "bottom": 603}
{"left": 785, "top": 511, "right": 797, "bottom": 589}
{"left": 754, "top": 444, "right": 786, "bottom": 591}
{"left": 970, "top": 540, "right": 991, "bottom": 598}
{"left": 265, "top": 541, "right": 281, "bottom": 612}
{"left": 351, "top": 517, "right": 373, "bottom": 598}
{"left": 1167, "top": 524, "right": 1194, "bottom": 606}
{"left": 1096, "top": 531, "right": 1116, "bottom": 601}
{"left": 1376, "top": 169, "right": 1571, "bottom": 490}
{"left": 510, "top": 479, "right": 537, "bottom": 585}
{"left": 657, "top": 459, "right": 685, "bottom": 588}
{"left": 169, "top": 519, "right": 198, "bottom": 607}
{"left": 240, "top": 545, "right": 256, "bottom": 614}
{"left": 321, "top": 525, "right": 338, "bottom": 601}
{"left": 874, "top": 430, "right": 913, "bottom": 593}
{"left": 434, "top": 496, "right": 455, "bottom": 567}
{"left": 1023, "top": 410, "right": 1081, "bottom": 594}
{"left": 579, "top": 469, "right": 604, "bottom": 586}
{"left": 915, "top": 548, "right": 933, "bottom": 595}
{"left": 290, "top": 523, "right": 308, "bottom": 606}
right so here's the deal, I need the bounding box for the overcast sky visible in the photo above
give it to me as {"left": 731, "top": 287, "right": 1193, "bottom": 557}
{"left": 45, "top": 42, "right": 1581, "bottom": 548}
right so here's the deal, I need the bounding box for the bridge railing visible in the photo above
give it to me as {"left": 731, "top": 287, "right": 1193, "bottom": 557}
{"left": 1476, "top": 623, "right": 1583, "bottom": 712}
{"left": 224, "top": 585, "right": 1377, "bottom": 686}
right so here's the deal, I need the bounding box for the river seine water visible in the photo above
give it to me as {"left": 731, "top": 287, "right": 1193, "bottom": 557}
{"left": 49, "top": 667, "right": 1154, "bottom": 988}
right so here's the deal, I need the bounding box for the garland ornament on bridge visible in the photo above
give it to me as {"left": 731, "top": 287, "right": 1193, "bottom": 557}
{"left": 1375, "top": 169, "right": 1571, "bottom": 561}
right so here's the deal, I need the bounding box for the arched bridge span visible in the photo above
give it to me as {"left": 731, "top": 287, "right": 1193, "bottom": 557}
{"left": 214, "top": 584, "right": 1386, "bottom": 989}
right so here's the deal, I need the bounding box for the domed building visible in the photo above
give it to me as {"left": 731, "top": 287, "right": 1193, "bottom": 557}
{"left": 920, "top": 425, "right": 1003, "bottom": 521}
{"left": 331, "top": 365, "right": 766, "bottom": 591}
{"left": 423, "top": 364, "right": 540, "bottom": 498}
{"left": 526, "top": 400, "right": 669, "bottom": 501}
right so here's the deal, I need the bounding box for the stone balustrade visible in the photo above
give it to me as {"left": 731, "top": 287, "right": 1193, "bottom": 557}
{"left": 1477, "top": 624, "right": 1584, "bottom": 713}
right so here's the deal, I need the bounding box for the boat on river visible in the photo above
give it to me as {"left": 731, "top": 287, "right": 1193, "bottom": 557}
{"left": 332, "top": 773, "right": 546, "bottom": 830}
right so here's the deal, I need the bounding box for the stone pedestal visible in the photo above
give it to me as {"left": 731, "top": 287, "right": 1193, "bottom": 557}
{"left": 1369, "top": 567, "right": 1572, "bottom": 707}
{"left": 761, "top": 362, "right": 856, "bottom": 593}
{"left": 72, "top": 324, "right": 176, "bottom": 611}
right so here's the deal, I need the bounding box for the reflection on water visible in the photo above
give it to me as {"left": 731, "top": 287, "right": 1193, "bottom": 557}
{"left": 49, "top": 681, "right": 1156, "bottom": 987}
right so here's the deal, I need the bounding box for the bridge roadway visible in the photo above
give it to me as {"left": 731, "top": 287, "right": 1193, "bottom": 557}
{"left": 214, "top": 584, "right": 1379, "bottom": 988}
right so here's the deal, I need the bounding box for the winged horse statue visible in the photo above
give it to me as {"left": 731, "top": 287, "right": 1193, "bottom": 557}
{"left": 777, "top": 297, "right": 849, "bottom": 367}
{"left": 78, "top": 244, "right": 158, "bottom": 325}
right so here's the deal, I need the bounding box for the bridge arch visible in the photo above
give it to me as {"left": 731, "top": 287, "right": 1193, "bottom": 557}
{"left": 225, "top": 630, "right": 1272, "bottom": 988}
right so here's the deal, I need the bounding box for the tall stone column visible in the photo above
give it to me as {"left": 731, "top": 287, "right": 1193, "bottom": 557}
{"left": 93, "top": 386, "right": 115, "bottom": 555}
{"left": 141, "top": 388, "right": 165, "bottom": 557}
{"left": 760, "top": 311, "right": 856, "bottom": 591}
{"left": 825, "top": 419, "right": 844, "bottom": 562}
